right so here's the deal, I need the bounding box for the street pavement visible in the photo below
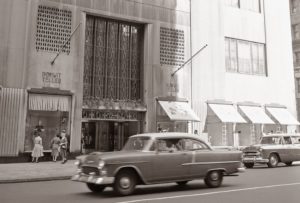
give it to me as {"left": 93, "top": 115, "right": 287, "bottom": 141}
{"left": 0, "top": 159, "right": 77, "bottom": 183}
{"left": 0, "top": 162, "right": 300, "bottom": 203}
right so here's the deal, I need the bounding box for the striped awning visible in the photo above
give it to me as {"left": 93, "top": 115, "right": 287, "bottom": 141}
{"left": 28, "top": 94, "right": 71, "bottom": 111}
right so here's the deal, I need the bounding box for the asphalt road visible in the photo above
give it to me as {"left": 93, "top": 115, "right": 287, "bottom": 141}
{"left": 1, "top": 163, "right": 300, "bottom": 203}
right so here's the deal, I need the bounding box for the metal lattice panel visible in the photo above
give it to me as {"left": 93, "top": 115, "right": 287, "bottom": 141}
{"left": 36, "top": 5, "right": 72, "bottom": 53}
{"left": 83, "top": 16, "right": 143, "bottom": 102}
{"left": 160, "top": 27, "right": 185, "bottom": 67}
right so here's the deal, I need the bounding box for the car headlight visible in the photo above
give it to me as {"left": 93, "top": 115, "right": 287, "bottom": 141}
{"left": 74, "top": 159, "right": 81, "bottom": 166}
{"left": 98, "top": 160, "right": 105, "bottom": 169}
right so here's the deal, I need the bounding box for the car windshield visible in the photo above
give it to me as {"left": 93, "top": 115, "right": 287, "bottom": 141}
{"left": 122, "top": 136, "right": 152, "bottom": 151}
{"left": 260, "top": 137, "right": 282, "bottom": 145}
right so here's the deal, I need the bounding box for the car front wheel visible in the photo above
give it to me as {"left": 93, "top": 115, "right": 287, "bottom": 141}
{"left": 204, "top": 171, "right": 223, "bottom": 188}
{"left": 86, "top": 183, "right": 106, "bottom": 193}
{"left": 267, "top": 154, "right": 279, "bottom": 168}
{"left": 244, "top": 163, "right": 254, "bottom": 168}
{"left": 113, "top": 170, "right": 137, "bottom": 196}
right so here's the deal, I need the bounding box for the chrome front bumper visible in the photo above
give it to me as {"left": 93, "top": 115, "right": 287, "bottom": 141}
{"left": 237, "top": 167, "right": 246, "bottom": 173}
{"left": 71, "top": 174, "right": 114, "bottom": 185}
{"left": 242, "top": 157, "right": 269, "bottom": 164}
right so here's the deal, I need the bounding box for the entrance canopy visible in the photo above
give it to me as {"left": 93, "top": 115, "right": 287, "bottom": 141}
{"left": 158, "top": 101, "right": 200, "bottom": 122}
{"left": 266, "top": 107, "right": 300, "bottom": 125}
{"left": 208, "top": 103, "right": 246, "bottom": 123}
{"left": 239, "top": 105, "right": 274, "bottom": 124}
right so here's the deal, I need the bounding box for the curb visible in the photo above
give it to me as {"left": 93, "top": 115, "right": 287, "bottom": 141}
{"left": 0, "top": 176, "right": 71, "bottom": 184}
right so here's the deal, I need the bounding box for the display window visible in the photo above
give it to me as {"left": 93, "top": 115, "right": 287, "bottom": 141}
{"left": 25, "top": 93, "right": 71, "bottom": 152}
{"left": 25, "top": 111, "right": 70, "bottom": 151}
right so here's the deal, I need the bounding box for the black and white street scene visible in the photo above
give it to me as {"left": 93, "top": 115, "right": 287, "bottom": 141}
{"left": 1, "top": 0, "right": 300, "bottom": 203}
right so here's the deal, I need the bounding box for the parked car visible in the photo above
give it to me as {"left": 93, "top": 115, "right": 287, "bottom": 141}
{"left": 71, "top": 132, "right": 245, "bottom": 196}
{"left": 242, "top": 133, "right": 300, "bottom": 168}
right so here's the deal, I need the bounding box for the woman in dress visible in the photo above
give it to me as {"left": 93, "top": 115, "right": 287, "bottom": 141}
{"left": 60, "top": 130, "right": 68, "bottom": 164}
{"left": 31, "top": 132, "right": 44, "bottom": 163}
{"left": 50, "top": 134, "right": 61, "bottom": 162}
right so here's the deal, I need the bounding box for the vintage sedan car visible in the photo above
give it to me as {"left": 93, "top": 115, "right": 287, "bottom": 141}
{"left": 242, "top": 133, "right": 300, "bottom": 168}
{"left": 71, "top": 132, "right": 244, "bottom": 196}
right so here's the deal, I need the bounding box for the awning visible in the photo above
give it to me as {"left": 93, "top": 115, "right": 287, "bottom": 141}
{"left": 208, "top": 103, "right": 246, "bottom": 123}
{"left": 29, "top": 94, "right": 71, "bottom": 111}
{"left": 239, "top": 105, "right": 274, "bottom": 124}
{"left": 266, "top": 107, "right": 300, "bottom": 125}
{"left": 158, "top": 101, "right": 200, "bottom": 122}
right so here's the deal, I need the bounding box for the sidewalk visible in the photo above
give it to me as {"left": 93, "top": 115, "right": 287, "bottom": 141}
{"left": 0, "top": 160, "right": 77, "bottom": 183}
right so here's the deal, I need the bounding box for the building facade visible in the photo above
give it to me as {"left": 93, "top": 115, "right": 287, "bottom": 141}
{"left": 290, "top": 0, "right": 300, "bottom": 124}
{"left": 0, "top": 0, "right": 298, "bottom": 158}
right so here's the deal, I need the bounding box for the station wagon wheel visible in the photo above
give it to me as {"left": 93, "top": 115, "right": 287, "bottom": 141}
{"left": 114, "top": 170, "right": 137, "bottom": 196}
{"left": 204, "top": 171, "right": 223, "bottom": 188}
{"left": 244, "top": 163, "right": 254, "bottom": 168}
{"left": 86, "top": 183, "right": 106, "bottom": 193}
{"left": 267, "top": 153, "right": 279, "bottom": 168}
{"left": 285, "top": 161, "right": 293, "bottom": 166}
{"left": 176, "top": 181, "right": 189, "bottom": 186}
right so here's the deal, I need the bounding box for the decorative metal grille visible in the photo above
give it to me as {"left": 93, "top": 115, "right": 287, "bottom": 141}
{"left": 82, "top": 109, "right": 140, "bottom": 121}
{"left": 83, "top": 16, "right": 143, "bottom": 102}
{"left": 160, "top": 27, "right": 185, "bottom": 67}
{"left": 36, "top": 5, "right": 72, "bottom": 53}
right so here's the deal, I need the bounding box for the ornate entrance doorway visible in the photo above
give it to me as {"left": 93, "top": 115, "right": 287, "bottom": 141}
{"left": 81, "top": 121, "right": 140, "bottom": 153}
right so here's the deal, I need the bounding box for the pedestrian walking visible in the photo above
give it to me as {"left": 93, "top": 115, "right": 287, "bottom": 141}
{"left": 50, "top": 134, "right": 61, "bottom": 162}
{"left": 31, "top": 132, "right": 44, "bottom": 163}
{"left": 60, "top": 130, "right": 68, "bottom": 164}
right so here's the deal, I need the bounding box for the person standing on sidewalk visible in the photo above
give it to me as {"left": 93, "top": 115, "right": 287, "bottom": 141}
{"left": 31, "top": 132, "right": 44, "bottom": 163}
{"left": 50, "top": 134, "right": 61, "bottom": 162}
{"left": 60, "top": 130, "right": 68, "bottom": 164}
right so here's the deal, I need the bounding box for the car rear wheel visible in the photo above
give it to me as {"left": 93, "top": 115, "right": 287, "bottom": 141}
{"left": 113, "top": 170, "right": 137, "bottom": 196}
{"left": 86, "top": 183, "right": 106, "bottom": 193}
{"left": 267, "top": 153, "right": 279, "bottom": 168}
{"left": 176, "top": 181, "right": 189, "bottom": 186}
{"left": 285, "top": 161, "right": 293, "bottom": 166}
{"left": 244, "top": 163, "right": 254, "bottom": 168}
{"left": 204, "top": 171, "right": 223, "bottom": 188}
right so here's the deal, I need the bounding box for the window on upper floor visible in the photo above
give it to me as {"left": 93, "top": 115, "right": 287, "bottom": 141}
{"left": 291, "top": 0, "right": 300, "bottom": 13}
{"left": 224, "top": 0, "right": 261, "bottom": 13}
{"left": 296, "top": 78, "right": 300, "bottom": 93}
{"left": 224, "top": 0, "right": 240, "bottom": 8}
{"left": 225, "top": 38, "right": 266, "bottom": 76}
{"left": 295, "top": 51, "right": 300, "bottom": 66}
{"left": 293, "top": 24, "right": 300, "bottom": 40}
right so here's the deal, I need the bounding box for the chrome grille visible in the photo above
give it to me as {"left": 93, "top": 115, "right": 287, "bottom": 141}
{"left": 244, "top": 151, "right": 260, "bottom": 157}
{"left": 81, "top": 166, "right": 100, "bottom": 176}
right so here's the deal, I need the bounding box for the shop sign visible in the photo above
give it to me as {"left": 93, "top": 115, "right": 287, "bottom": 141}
{"left": 42, "top": 72, "right": 61, "bottom": 88}
{"left": 82, "top": 109, "right": 139, "bottom": 121}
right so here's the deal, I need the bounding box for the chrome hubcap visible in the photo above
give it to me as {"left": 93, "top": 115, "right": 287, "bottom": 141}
{"left": 120, "top": 177, "right": 131, "bottom": 189}
{"left": 210, "top": 172, "right": 219, "bottom": 181}
{"left": 270, "top": 156, "right": 277, "bottom": 165}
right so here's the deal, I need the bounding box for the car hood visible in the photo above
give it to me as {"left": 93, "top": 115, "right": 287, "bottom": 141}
{"left": 243, "top": 144, "right": 280, "bottom": 152}
{"left": 80, "top": 151, "right": 147, "bottom": 165}
{"left": 243, "top": 144, "right": 262, "bottom": 152}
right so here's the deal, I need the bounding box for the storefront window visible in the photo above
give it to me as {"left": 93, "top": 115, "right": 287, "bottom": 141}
{"left": 25, "top": 111, "right": 69, "bottom": 151}
{"left": 25, "top": 93, "right": 71, "bottom": 152}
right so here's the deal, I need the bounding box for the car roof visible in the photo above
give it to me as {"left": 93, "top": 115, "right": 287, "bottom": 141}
{"left": 131, "top": 132, "right": 205, "bottom": 141}
{"left": 262, "top": 133, "right": 300, "bottom": 137}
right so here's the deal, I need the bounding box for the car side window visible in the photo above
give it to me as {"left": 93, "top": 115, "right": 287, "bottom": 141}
{"left": 283, "top": 137, "right": 292, "bottom": 144}
{"left": 291, "top": 136, "right": 300, "bottom": 144}
{"left": 182, "top": 139, "right": 209, "bottom": 151}
{"left": 156, "top": 138, "right": 182, "bottom": 152}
